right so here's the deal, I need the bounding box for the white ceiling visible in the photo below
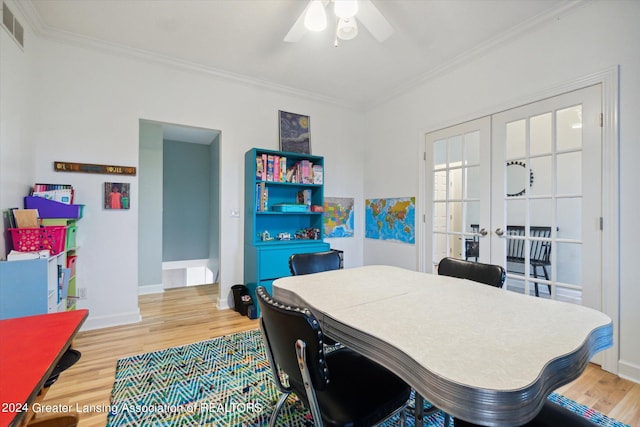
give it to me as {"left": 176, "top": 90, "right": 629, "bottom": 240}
{"left": 24, "top": 0, "right": 578, "bottom": 109}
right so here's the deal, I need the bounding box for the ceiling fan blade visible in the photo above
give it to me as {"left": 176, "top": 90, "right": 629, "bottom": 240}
{"left": 284, "top": 0, "right": 313, "bottom": 43}
{"left": 357, "top": 0, "right": 393, "bottom": 42}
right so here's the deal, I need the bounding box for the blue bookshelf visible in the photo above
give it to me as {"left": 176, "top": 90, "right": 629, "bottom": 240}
{"left": 244, "top": 148, "right": 329, "bottom": 315}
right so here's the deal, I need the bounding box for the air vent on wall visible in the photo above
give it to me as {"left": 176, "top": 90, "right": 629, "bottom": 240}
{"left": 2, "top": 2, "right": 24, "bottom": 48}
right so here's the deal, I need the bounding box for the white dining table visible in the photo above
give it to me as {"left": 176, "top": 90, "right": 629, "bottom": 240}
{"left": 272, "top": 265, "right": 613, "bottom": 426}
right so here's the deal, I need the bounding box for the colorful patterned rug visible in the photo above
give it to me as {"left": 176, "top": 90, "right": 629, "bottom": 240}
{"left": 106, "top": 329, "right": 629, "bottom": 427}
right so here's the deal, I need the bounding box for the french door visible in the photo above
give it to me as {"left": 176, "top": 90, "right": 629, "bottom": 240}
{"left": 426, "top": 84, "right": 602, "bottom": 312}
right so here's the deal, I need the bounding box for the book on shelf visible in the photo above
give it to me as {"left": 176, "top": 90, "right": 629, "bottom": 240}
{"left": 3, "top": 209, "right": 18, "bottom": 228}
{"left": 312, "top": 164, "right": 323, "bottom": 184}
{"left": 296, "top": 189, "right": 312, "bottom": 209}
{"left": 262, "top": 185, "right": 268, "bottom": 211}
{"left": 6, "top": 249, "right": 50, "bottom": 261}
{"left": 256, "top": 156, "right": 264, "bottom": 180}
{"left": 279, "top": 156, "right": 286, "bottom": 182}
{"left": 12, "top": 209, "right": 40, "bottom": 228}
{"left": 31, "top": 183, "right": 75, "bottom": 204}
{"left": 273, "top": 155, "right": 280, "bottom": 183}
{"left": 256, "top": 182, "right": 269, "bottom": 212}
{"left": 266, "top": 155, "right": 274, "bottom": 181}
{"left": 301, "top": 160, "right": 312, "bottom": 184}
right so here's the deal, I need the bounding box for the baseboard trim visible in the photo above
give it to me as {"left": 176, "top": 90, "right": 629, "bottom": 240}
{"left": 618, "top": 360, "right": 640, "bottom": 385}
{"left": 80, "top": 310, "right": 141, "bottom": 331}
{"left": 138, "top": 284, "right": 164, "bottom": 295}
{"left": 217, "top": 299, "right": 231, "bottom": 311}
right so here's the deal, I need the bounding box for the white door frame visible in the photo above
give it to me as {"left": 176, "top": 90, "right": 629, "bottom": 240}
{"left": 417, "top": 66, "right": 620, "bottom": 374}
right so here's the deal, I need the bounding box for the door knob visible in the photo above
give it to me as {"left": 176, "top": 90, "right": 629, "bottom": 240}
{"left": 478, "top": 228, "right": 488, "bottom": 237}
{"left": 495, "top": 228, "right": 504, "bottom": 236}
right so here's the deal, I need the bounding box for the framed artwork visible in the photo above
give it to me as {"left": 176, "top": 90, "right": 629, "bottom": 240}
{"left": 104, "top": 182, "right": 130, "bottom": 210}
{"left": 279, "top": 110, "right": 310, "bottom": 154}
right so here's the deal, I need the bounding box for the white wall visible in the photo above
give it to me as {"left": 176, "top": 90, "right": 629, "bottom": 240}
{"left": 363, "top": 1, "right": 640, "bottom": 382}
{"left": 0, "top": 1, "right": 35, "bottom": 257}
{"left": 1, "top": 27, "right": 365, "bottom": 329}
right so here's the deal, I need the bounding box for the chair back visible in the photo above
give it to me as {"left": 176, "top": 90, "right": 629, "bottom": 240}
{"left": 256, "top": 286, "right": 329, "bottom": 396}
{"left": 289, "top": 251, "right": 341, "bottom": 276}
{"left": 438, "top": 257, "right": 506, "bottom": 288}
{"left": 506, "top": 225, "right": 552, "bottom": 265}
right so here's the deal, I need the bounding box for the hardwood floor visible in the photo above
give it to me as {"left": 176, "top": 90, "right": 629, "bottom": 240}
{"left": 39, "top": 285, "right": 639, "bottom": 426}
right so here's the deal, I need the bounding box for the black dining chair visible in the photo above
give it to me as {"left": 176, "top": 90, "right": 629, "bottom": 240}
{"left": 256, "top": 286, "right": 410, "bottom": 427}
{"left": 437, "top": 257, "right": 506, "bottom": 288}
{"left": 289, "top": 250, "right": 342, "bottom": 276}
{"left": 289, "top": 250, "right": 343, "bottom": 347}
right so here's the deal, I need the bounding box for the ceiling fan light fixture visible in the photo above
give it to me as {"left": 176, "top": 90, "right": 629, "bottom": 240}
{"left": 337, "top": 17, "right": 358, "bottom": 40}
{"left": 304, "top": 0, "right": 327, "bottom": 32}
{"left": 334, "top": 0, "right": 359, "bottom": 19}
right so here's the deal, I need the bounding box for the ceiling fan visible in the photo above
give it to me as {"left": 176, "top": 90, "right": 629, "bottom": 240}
{"left": 284, "top": 0, "right": 393, "bottom": 45}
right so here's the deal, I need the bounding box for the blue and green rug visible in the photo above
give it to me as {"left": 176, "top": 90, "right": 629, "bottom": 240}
{"left": 106, "top": 329, "right": 628, "bottom": 426}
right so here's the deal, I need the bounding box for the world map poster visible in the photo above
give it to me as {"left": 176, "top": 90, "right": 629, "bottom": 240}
{"left": 324, "top": 197, "right": 354, "bottom": 238}
{"left": 365, "top": 197, "right": 415, "bottom": 244}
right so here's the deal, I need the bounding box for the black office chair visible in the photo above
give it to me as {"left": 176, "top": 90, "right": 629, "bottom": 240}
{"left": 437, "top": 257, "right": 506, "bottom": 288}
{"left": 256, "top": 286, "right": 410, "bottom": 427}
{"left": 44, "top": 347, "right": 82, "bottom": 387}
{"left": 289, "top": 250, "right": 342, "bottom": 276}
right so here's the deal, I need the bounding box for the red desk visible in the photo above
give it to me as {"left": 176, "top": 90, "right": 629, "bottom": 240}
{"left": 0, "top": 310, "right": 88, "bottom": 427}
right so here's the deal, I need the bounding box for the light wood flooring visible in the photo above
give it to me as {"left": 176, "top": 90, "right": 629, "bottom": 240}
{"left": 39, "top": 284, "right": 639, "bottom": 426}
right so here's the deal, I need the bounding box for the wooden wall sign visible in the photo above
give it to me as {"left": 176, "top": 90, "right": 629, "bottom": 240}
{"left": 54, "top": 161, "right": 137, "bottom": 176}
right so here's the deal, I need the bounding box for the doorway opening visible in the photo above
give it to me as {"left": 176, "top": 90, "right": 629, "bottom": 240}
{"left": 138, "top": 120, "right": 221, "bottom": 294}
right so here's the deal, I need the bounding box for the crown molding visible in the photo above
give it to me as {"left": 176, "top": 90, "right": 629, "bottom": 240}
{"left": 16, "top": 0, "right": 587, "bottom": 112}
{"left": 15, "top": 0, "right": 360, "bottom": 110}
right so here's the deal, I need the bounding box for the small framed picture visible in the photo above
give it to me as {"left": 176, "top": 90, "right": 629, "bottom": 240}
{"left": 279, "top": 110, "right": 310, "bottom": 154}
{"left": 104, "top": 182, "right": 130, "bottom": 210}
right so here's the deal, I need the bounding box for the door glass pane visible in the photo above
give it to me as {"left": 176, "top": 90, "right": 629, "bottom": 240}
{"left": 433, "top": 170, "right": 447, "bottom": 200}
{"left": 557, "top": 152, "right": 582, "bottom": 195}
{"left": 506, "top": 198, "right": 526, "bottom": 226}
{"left": 466, "top": 166, "right": 480, "bottom": 198}
{"left": 448, "top": 136, "right": 463, "bottom": 166}
{"left": 505, "top": 276, "right": 525, "bottom": 294}
{"left": 433, "top": 233, "right": 447, "bottom": 265}
{"left": 434, "top": 139, "right": 447, "bottom": 169}
{"left": 557, "top": 198, "right": 582, "bottom": 240}
{"left": 449, "top": 169, "right": 462, "bottom": 199}
{"left": 530, "top": 198, "right": 552, "bottom": 227}
{"left": 450, "top": 202, "right": 463, "bottom": 232}
{"left": 433, "top": 202, "right": 447, "bottom": 232}
{"left": 530, "top": 112, "right": 552, "bottom": 156}
{"left": 556, "top": 242, "right": 582, "bottom": 287}
{"left": 465, "top": 201, "right": 480, "bottom": 232}
{"left": 506, "top": 119, "right": 526, "bottom": 159}
{"left": 449, "top": 235, "right": 462, "bottom": 259}
{"left": 557, "top": 105, "right": 582, "bottom": 151}
{"left": 464, "top": 131, "right": 480, "bottom": 165}
{"left": 530, "top": 156, "right": 552, "bottom": 196}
